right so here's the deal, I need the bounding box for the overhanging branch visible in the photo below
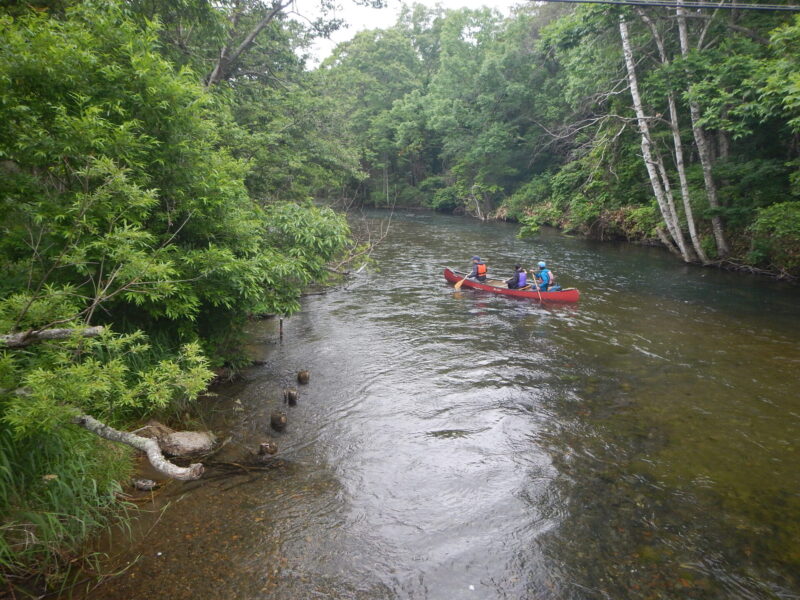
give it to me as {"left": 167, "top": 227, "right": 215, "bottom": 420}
{"left": 0, "top": 326, "right": 105, "bottom": 348}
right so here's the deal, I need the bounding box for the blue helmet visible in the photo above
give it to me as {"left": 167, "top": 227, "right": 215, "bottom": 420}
{"left": 538, "top": 261, "right": 546, "bottom": 268}
{"left": 472, "top": 256, "right": 481, "bottom": 261}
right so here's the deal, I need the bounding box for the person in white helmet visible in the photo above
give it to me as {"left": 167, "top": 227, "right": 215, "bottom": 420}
{"left": 533, "top": 261, "right": 553, "bottom": 291}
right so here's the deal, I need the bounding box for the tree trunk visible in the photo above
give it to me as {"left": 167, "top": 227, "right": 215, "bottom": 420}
{"left": 676, "top": 0, "right": 730, "bottom": 257}
{"left": 619, "top": 16, "right": 693, "bottom": 262}
{"left": 656, "top": 226, "right": 681, "bottom": 256}
{"left": 637, "top": 10, "right": 707, "bottom": 263}
{"left": 73, "top": 414, "right": 204, "bottom": 481}
{"left": 207, "top": 0, "right": 292, "bottom": 86}
{"left": 470, "top": 185, "right": 485, "bottom": 221}
{"left": 718, "top": 129, "right": 730, "bottom": 161}
{"left": 665, "top": 93, "right": 706, "bottom": 262}
{"left": 384, "top": 160, "right": 390, "bottom": 206}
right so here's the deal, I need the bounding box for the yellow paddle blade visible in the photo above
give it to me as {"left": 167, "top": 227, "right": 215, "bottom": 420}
{"left": 454, "top": 277, "right": 466, "bottom": 290}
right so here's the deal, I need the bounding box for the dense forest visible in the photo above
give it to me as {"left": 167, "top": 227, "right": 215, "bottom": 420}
{"left": 1, "top": 0, "right": 799, "bottom": 590}
{"left": 317, "top": 1, "right": 800, "bottom": 276}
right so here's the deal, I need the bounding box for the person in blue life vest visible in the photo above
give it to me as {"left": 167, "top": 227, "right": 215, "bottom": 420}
{"left": 469, "top": 256, "right": 488, "bottom": 281}
{"left": 506, "top": 265, "right": 527, "bottom": 289}
{"left": 533, "top": 261, "right": 553, "bottom": 291}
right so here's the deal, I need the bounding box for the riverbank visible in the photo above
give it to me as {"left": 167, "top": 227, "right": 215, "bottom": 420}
{"left": 363, "top": 203, "right": 799, "bottom": 281}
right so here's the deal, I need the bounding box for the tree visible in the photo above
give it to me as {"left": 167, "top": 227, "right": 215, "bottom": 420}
{"left": 126, "top": 0, "right": 387, "bottom": 87}
{"left": 619, "top": 14, "right": 693, "bottom": 261}
{"left": 637, "top": 8, "right": 708, "bottom": 262}
{"left": 676, "top": 0, "right": 729, "bottom": 256}
{"left": 0, "top": 2, "right": 356, "bottom": 581}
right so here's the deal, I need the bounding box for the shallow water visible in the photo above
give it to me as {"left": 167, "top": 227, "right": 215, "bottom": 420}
{"left": 88, "top": 213, "right": 800, "bottom": 600}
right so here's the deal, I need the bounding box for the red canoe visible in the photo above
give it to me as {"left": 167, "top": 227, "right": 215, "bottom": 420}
{"left": 444, "top": 267, "right": 580, "bottom": 303}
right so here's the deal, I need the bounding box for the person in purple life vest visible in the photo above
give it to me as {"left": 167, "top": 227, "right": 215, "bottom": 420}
{"left": 506, "top": 265, "right": 527, "bottom": 289}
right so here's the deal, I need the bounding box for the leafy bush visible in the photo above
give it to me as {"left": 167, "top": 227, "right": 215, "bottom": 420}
{"left": 748, "top": 201, "right": 800, "bottom": 273}
{"left": 429, "top": 185, "right": 461, "bottom": 212}
{"left": 517, "top": 201, "right": 564, "bottom": 238}
{"left": 501, "top": 174, "right": 552, "bottom": 222}
{"left": 624, "top": 203, "right": 662, "bottom": 239}
{"left": 0, "top": 5, "right": 352, "bottom": 361}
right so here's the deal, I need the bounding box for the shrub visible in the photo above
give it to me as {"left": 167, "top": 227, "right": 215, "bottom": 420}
{"left": 748, "top": 201, "right": 800, "bottom": 273}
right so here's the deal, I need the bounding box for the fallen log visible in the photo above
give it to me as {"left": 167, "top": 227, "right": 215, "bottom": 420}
{"left": 73, "top": 414, "right": 204, "bottom": 481}
{"left": 0, "top": 326, "right": 105, "bottom": 348}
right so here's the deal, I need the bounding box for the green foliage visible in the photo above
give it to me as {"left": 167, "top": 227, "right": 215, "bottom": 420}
{"left": 713, "top": 159, "right": 793, "bottom": 229}
{"left": 748, "top": 201, "right": 800, "bottom": 272}
{"left": 0, "top": 0, "right": 360, "bottom": 586}
{"left": 518, "top": 202, "right": 563, "bottom": 239}
{"left": 502, "top": 175, "right": 553, "bottom": 222}
{"left": 255, "top": 202, "right": 351, "bottom": 314}
{"left": 2, "top": 334, "right": 213, "bottom": 435}
{"left": 0, "top": 3, "right": 352, "bottom": 354}
{"left": 761, "top": 15, "right": 800, "bottom": 134}
{"left": 313, "top": 0, "right": 800, "bottom": 273}
{"left": 430, "top": 186, "right": 461, "bottom": 212}
{"left": 625, "top": 203, "right": 662, "bottom": 239}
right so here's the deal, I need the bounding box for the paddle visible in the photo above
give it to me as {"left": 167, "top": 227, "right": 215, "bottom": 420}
{"left": 529, "top": 270, "right": 543, "bottom": 302}
{"left": 453, "top": 273, "right": 469, "bottom": 290}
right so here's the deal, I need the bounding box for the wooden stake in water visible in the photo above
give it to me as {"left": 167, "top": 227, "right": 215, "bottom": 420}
{"left": 279, "top": 317, "right": 283, "bottom": 341}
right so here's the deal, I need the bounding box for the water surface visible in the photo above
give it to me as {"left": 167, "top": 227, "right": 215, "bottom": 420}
{"left": 89, "top": 212, "right": 800, "bottom": 600}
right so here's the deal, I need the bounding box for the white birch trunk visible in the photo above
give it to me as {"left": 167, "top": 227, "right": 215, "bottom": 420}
{"left": 665, "top": 92, "right": 706, "bottom": 262}
{"left": 619, "top": 16, "right": 692, "bottom": 262}
{"left": 676, "top": 0, "right": 730, "bottom": 257}
{"left": 638, "top": 10, "right": 707, "bottom": 263}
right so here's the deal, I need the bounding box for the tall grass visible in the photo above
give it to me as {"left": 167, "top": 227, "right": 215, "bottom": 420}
{"left": 0, "top": 423, "right": 133, "bottom": 588}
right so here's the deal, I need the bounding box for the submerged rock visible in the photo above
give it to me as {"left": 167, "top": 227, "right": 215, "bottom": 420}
{"left": 159, "top": 431, "right": 216, "bottom": 456}
{"left": 259, "top": 441, "right": 278, "bottom": 455}
{"left": 132, "top": 478, "right": 158, "bottom": 491}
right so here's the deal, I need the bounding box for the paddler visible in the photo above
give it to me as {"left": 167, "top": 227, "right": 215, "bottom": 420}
{"left": 468, "top": 256, "right": 488, "bottom": 282}
{"left": 533, "top": 261, "right": 553, "bottom": 291}
{"left": 506, "top": 265, "right": 527, "bottom": 289}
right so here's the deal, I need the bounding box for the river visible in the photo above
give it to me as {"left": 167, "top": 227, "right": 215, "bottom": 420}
{"left": 88, "top": 212, "right": 800, "bottom": 600}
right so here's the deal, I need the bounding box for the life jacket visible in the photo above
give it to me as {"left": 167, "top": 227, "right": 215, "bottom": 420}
{"left": 475, "top": 262, "right": 487, "bottom": 277}
{"left": 538, "top": 268, "right": 551, "bottom": 286}
{"left": 518, "top": 271, "right": 527, "bottom": 286}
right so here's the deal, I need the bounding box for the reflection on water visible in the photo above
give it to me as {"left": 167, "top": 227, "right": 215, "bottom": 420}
{"left": 88, "top": 213, "right": 800, "bottom": 600}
